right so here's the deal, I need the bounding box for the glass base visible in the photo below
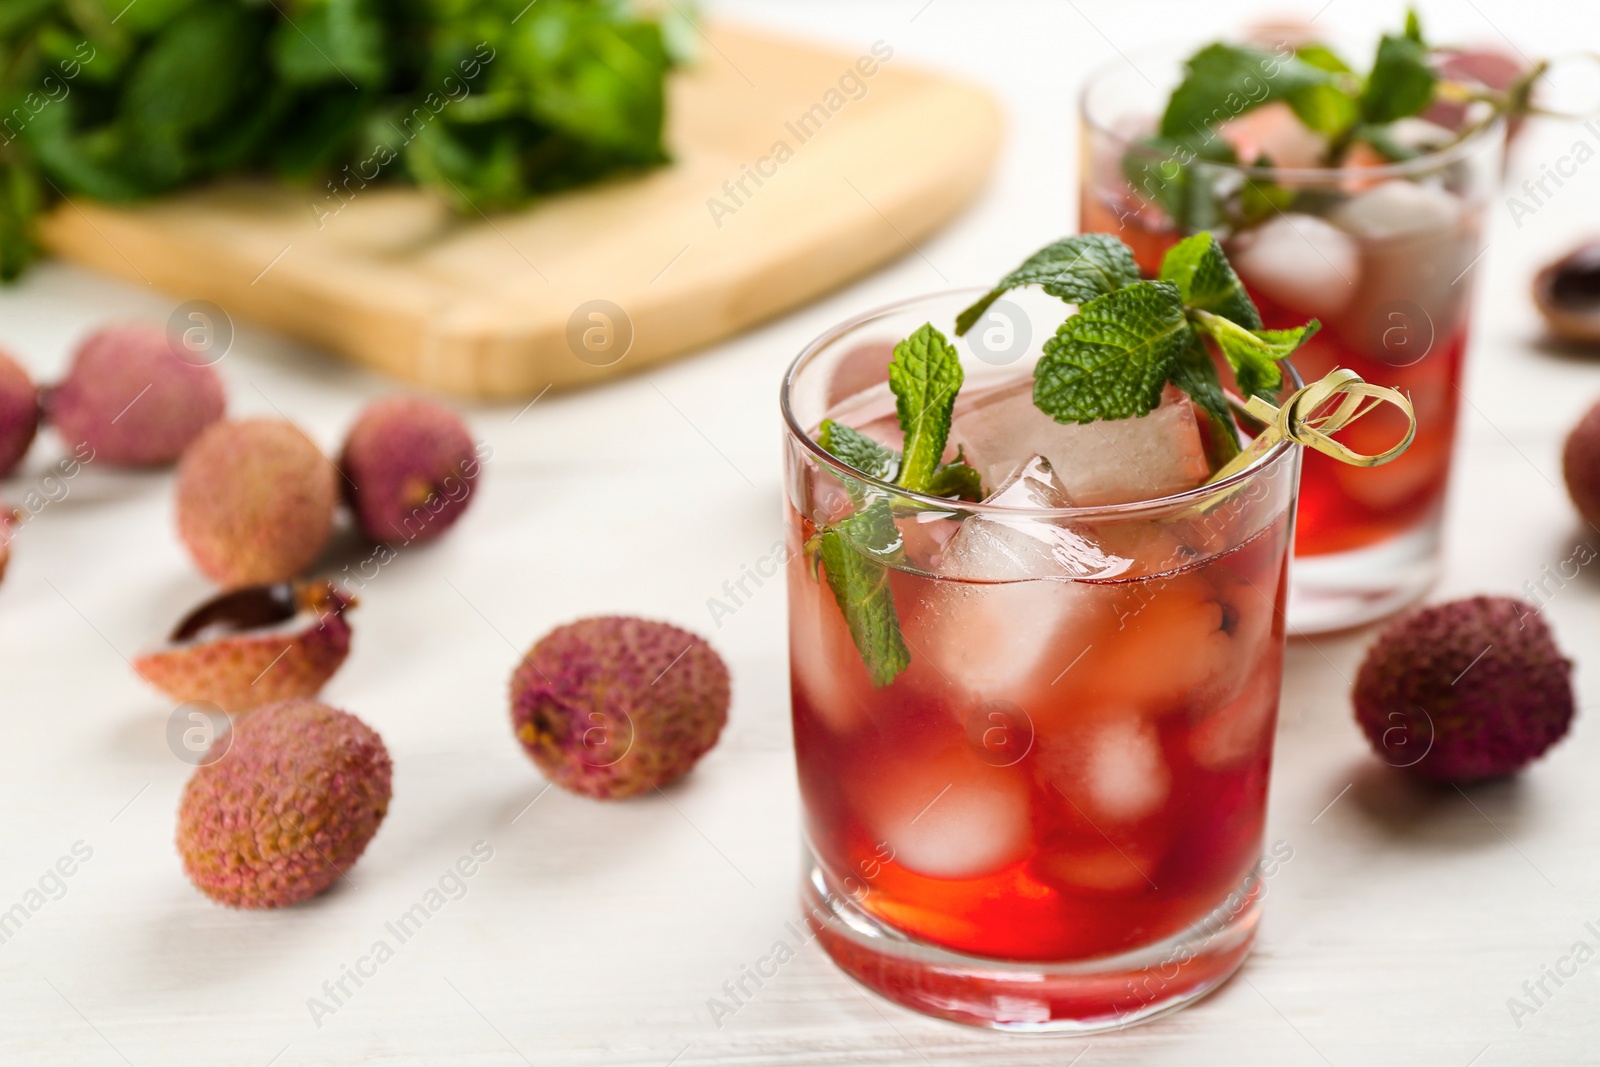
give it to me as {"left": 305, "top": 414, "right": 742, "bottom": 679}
{"left": 1286, "top": 520, "right": 1441, "bottom": 635}
{"left": 802, "top": 854, "right": 1262, "bottom": 1033}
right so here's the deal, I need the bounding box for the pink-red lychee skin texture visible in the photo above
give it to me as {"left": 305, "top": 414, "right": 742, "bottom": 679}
{"left": 50, "top": 324, "right": 225, "bottom": 466}
{"left": 135, "top": 585, "right": 354, "bottom": 713}
{"left": 0, "top": 348, "right": 39, "bottom": 476}
{"left": 510, "top": 617, "right": 730, "bottom": 799}
{"left": 177, "top": 700, "right": 391, "bottom": 908}
{"left": 1353, "top": 597, "right": 1574, "bottom": 784}
{"left": 340, "top": 396, "right": 479, "bottom": 544}
{"left": 1563, "top": 401, "right": 1600, "bottom": 530}
{"left": 177, "top": 418, "right": 337, "bottom": 587}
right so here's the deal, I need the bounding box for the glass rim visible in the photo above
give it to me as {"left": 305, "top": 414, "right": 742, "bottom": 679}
{"left": 779, "top": 286, "right": 1303, "bottom": 521}
{"left": 1078, "top": 44, "right": 1507, "bottom": 184}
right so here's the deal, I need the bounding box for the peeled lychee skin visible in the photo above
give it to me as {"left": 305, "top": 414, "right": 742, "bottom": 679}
{"left": 511, "top": 617, "right": 730, "bottom": 799}
{"left": 1563, "top": 401, "right": 1600, "bottom": 530}
{"left": 50, "top": 325, "right": 225, "bottom": 466}
{"left": 1353, "top": 597, "right": 1574, "bottom": 783}
{"left": 340, "top": 396, "right": 479, "bottom": 544}
{"left": 0, "top": 348, "right": 39, "bottom": 476}
{"left": 135, "top": 583, "right": 354, "bottom": 713}
{"left": 177, "top": 419, "right": 337, "bottom": 587}
{"left": 177, "top": 700, "right": 391, "bottom": 908}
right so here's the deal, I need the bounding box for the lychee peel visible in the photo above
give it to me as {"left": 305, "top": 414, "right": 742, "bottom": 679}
{"left": 1353, "top": 596, "right": 1574, "bottom": 783}
{"left": 340, "top": 396, "right": 480, "bottom": 544}
{"left": 50, "top": 324, "right": 225, "bottom": 466}
{"left": 510, "top": 616, "right": 730, "bottom": 799}
{"left": 177, "top": 699, "right": 391, "bottom": 908}
{"left": 177, "top": 418, "right": 337, "bottom": 587}
{"left": 0, "top": 347, "right": 39, "bottom": 477}
{"left": 1563, "top": 400, "right": 1600, "bottom": 529}
{"left": 135, "top": 581, "right": 355, "bottom": 712}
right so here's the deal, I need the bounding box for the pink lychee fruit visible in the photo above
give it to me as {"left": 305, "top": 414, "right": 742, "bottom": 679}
{"left": 49, "top": 324, "right": 225, "bottom": 466}
{"left": 340, "top": 396, "right": 480, "bottom": 544}
{"left": 1353, "top": 597, "right": 1574, "bottom": 783}
{"left": 135, "top": 580, "right": 355, "bottom": 713}
{"left": 176, "top": 418, "right": 337, "bottom": 587}
{"left": 177, "top": 699, "right": 391, "bottom": 908}
{"left": 510, "top": 616, "right": 730, "bottom": 799}
{"left": 1563, "top": 399, "right": 1600, "bottom": 529}
{"left": 0, "top": 347, "right": 39, "bottom": 476}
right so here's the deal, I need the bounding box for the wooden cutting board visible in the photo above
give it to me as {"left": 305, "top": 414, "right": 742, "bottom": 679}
{"left": 36, "top": 24, "right": 1001, "bottom": 400}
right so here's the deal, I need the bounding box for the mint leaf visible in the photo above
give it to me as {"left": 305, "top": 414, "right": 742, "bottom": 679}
{"left": 1033, "top": 281, "right": 1192, "bottom": 425}
{"left": 888, "top": 324, "right": 963, "bottom": 492}
{"left": 1191, "top": 310, "right": 1320, "bottom": 401}
{"left": 1240, "top": 175, "right": 1295, "bottom": 224}
{"left": 1169, "top": 333, "right": 1241, "bottom": 466}
{"left": 1121, "top": 134, "right": 1236, "bottom": 234}
{"left": 1404, "top": 7, "right": 1424, "bottom": 44}
{"left": 926, "top": 457, "right": 985, "bottom": 501}
{"left": 817, "top": 499, "right": 910, "bottom": 688}
{"left": 1158, "top": 231, "right": 1263, "bottom": 330}
{"left": 817, "top": 420, "right": 898, "bottom": 483}
{"left": 1362, "top": 34, "right": 1435, "bottom": 124}
{"left": 1159, "top": 44, "right": 1332, "bottom": 145}
{"left": 1286, "top": 80, "right": 1361, "bottom": 137}
{"left": 955, "top": 234, "right": 1140, "bottom": 336}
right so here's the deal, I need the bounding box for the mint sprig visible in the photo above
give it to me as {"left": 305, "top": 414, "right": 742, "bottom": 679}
{"left": 817, "top": 420, "right": 898, "bottom": 483}
{"left": 816, "top": 499, "right": 910, "bottom": 689}
{"left": 955, "top": 234, "right": 1141, "bottom": 336}
{"left": 888, "top": 324, "right": 963, "bottom": 492}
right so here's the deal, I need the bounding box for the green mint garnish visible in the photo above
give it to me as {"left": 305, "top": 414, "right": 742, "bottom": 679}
{"left": 1033, "top": 281, "right": 1193, "bottom": 424}
{"left": 817, "top": 420, "right": 898, "bottom": 483}
{"left": 1159, "top": 44, "right": 1334, "bottom": 146}
{"left": 1157, "top": 230, "right": 1262, "bottom": 330}
{"left": 1361, "top": 31, "right": 1437, "bottom": 125}
{"left": 958, "top": 231, "right": 1317, "bottom": 430}
{"left": 926, "top": 453, "right": 985, "bottom": 502}
{"left": 955, "top": 234, "right": 1141, "bottom": 337}
{"left": 888, "top": 323, "right": 963, "bottom": 493}
{"left": 816, "top": 499, "right": 910, "bottom": 688}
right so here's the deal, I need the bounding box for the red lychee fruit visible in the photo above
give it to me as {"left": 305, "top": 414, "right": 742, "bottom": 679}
{"left": 510, "top": 616, "right": 730, "bottom": 799}
{"left": 135, "top": 580, "right": 355, "bottom": 713}
{"left": 0, "top": 347, "right": 38, "bottom": 476}
{"left": 49, "top": 324, "right": 225, "bottom": 466}
{"left": 1563, "top": 398, "right": 1600, "bottom": 528}
{"left": 1353, "top": 597, "right": 1575, "bottom": 783}
{"left": 340, "top": 396, "right": 480, "bottom": 544}
{"left": 177, "top": 699, "right": 391, "bottom": 908}
{"left": 177, "top": 418, "right": 337, "bottom": 587}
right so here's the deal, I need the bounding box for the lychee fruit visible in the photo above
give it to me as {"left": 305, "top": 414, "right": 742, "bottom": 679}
{"left": 1353, "top": 597, "right": 1575, "bottom": 783}
{"left": 1563, "top": 398, "right": 1600, "bottom": 527}
{"left": 510, "top": 616, "right": 730, "bottom": 799}
{"left": 49, "top": 324, "right": 225, "bottom": 466}
{"left": 135, "top": 580, "right": 355, "bottom": 712}
{"left": 177, "top": 699, "right": 391, "bottom": 908}
{"left": 176, "top": 418, "right": 337, "bottom": 587}
{"left": 0, "top": 348, "right": 39, "bottom": 476}
{"left": 340, "top": 396, "right": 480, "bottom": 544}
{"left": 0, "top": 507, "right": 17, "bottom": 583}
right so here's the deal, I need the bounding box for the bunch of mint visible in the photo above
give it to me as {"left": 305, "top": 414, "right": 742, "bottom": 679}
{"left": 1125, "top": 7, "right": 1533, "bottom": 232}
{"left": 0, "top": 0, "right": 684, "bottom": 280}
{"left": 811, "top": 231, "right": 1318, "bottom": 687}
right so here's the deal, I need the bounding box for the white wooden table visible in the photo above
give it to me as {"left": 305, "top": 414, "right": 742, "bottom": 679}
{"left": 1, "top": 1, "right": 1597, "bottom": 1063}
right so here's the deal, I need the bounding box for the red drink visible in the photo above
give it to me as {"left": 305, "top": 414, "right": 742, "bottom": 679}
{"left": 782, "top": 292, "right": 1303, "bottom": 1031}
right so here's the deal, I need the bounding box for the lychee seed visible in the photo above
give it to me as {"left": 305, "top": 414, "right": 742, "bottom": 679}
{"left": 49, "top": 324, "right": 225, "bottom": 466}
{"left": 176, "top": 699, "right": 391, "bottom": 908}
{"left": 510, "top": 616, "right": 730, "bottom": 799}
{"left": 1352, "top": 596, "right": 1575, "bottom": 783}
{"left": 176, "top": 418, "right": 338, "bottom": 587}
{"left": 135, "top": 580, "right": 355, "bottom": 713}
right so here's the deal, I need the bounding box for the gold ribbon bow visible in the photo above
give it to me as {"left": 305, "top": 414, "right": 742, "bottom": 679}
{"left": 1209, "top": 368, "right": 1416, "bottom": 484}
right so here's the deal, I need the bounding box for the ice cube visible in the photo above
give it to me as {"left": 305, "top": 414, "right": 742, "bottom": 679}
{"left": 1037, "top": 718, "right": 1170, "bottom": 823}
{"left": 940, "top": 456, "right": 1130, "bottom": 582}
{"left": 825, "top": 341, "right": 894, "bottom": 408}
{"left": 1229, "top": 213, "right": 1362, "bottom": 319}
{"left": 951, "top": 382, "right": 1211, "bottom": 508}
{"left": 854, "top": 744, "right": 1032, "bottom": 880}
{"left": 1189, "top": 667, "right": 1280, "bottom": 770}
{"left": 1220, "top": 101, "right": 1328, "bottom": 169}
{"left": 788, "top": 566, "right": 872, "bottom": 736}
{"left": 1334, "top": 180, "right": 1461, "bottom": 241}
